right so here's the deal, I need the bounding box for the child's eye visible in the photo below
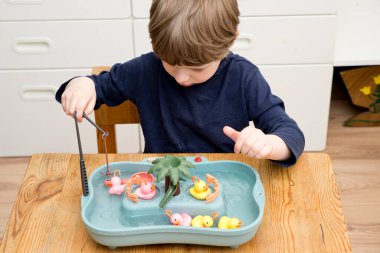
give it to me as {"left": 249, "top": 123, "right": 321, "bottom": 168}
{"left": 188, "top": 67, "right": 204, "bottom": 72}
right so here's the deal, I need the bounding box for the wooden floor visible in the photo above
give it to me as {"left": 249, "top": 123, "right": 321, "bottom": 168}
{"left": 0, "top": 74, "right": 379, "bottom": 252}
{"left": 324, "top": 74, "right": 380, "bottom": 253}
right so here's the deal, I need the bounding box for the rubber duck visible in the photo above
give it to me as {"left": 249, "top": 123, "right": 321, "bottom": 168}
{"left": 191, "top": 212, "right": 218, "bottom": 228}
{"left": 107, "top": 176, "right": 126, "bottom": 195}
{"left": 135, "top": 181, "right": 156, "bottom": 199}
{"left": 189, "top": 176, "right": 211, "bottom": 200}
{"left": 217, "top": 216, "right": 243, "bottom": 229}
{"left": 165, "top": 210, "right": 192, "bottom": 226}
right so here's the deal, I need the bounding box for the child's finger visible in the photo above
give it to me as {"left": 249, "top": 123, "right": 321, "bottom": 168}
{"left": 76, "top": 99, "right": 89, "bottom": 122}
{"left": 248, "top": 136, "right": 270, "bottom": 158}
{"left": 68, "top": 97, "right": 79, "bottom": 116}
{"left": 260, "top": 144, "right": 273, "bottom": 159}
{"left": 66, "top": 96, "right": 75, "bottom": 115}
{"left": 84, "top": 95, "right": 96, "bottom": 116}
{"left": 76, "top": 110, "right": 84, "bottom": 122}
{"left": 251, "top": 142, "right": 272, "bottom": 159}
{"left": 223, "top": 126, "right": 240, "bottom": 142}
{"left": 241, "top": 131, "right": 259, "bottom": 154}
{"left": 234, "top": 127, "right": 252, "bottom": 153}
{"left": 61, "top": 94, "right": 67, "bottom": 112}
{"left": 62, "top": 92, "right": 71, "bottom": 115}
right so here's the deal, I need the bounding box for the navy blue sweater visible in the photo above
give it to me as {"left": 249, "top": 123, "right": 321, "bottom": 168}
{"left": 56, "top": 52, "right": 305, "bottom": 166}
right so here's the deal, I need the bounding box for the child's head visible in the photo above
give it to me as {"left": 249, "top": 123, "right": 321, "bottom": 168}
{"left": 149, "top": 0, "right": 240, "bottom": 67}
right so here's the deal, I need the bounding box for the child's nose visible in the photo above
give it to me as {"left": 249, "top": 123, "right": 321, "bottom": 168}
{"left": 174, "top": 70, "right": 189, "bottom": 84}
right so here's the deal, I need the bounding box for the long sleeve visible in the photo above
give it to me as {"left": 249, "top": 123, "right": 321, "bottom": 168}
{"left": 244, "top": 69, "right": 305, "bottom": 166}
{"left": 55, "top": 57, "right": 143, "bottom": 109}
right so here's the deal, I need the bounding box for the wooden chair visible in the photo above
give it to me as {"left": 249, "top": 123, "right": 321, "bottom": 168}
{"left": 92, "top": 66, "right": 140, "bottom": 153}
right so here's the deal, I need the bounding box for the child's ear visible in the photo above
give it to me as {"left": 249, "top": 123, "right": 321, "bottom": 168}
{"left": 233, "top": 30, "right": 240, "bottom": 42}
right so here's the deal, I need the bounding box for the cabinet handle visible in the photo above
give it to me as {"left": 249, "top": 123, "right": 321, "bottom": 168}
{"left": 232, "top": 33, "right": 254, "bottom": 50}
{"left": 13, "top": 37, "right": 53, "bottom": 54}
{"left": 20, "top": 85, "right": 57, "bottom": 100}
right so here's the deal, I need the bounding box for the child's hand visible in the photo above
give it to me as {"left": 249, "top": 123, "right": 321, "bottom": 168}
{"left": 61, "top": 77, "right": 96, "bottom": 122}
{"left": 223, "top": 126, "right": 291, "bottom": 161}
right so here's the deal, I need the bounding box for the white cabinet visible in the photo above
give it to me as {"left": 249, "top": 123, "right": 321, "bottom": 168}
{"left": 132, "top": 3, "right": 337, "bottom": 151}
{"left": 334, "top": 0, "right": 380, "bottom": 66}
{"left": 0, "top": 1, "right": 136, "bottom": 156}
{"left": 1, "top": 0, "right": 337, "bottom": 155}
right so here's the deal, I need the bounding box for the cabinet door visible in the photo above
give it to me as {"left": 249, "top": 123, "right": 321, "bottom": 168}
{"left": 259, "top": 64, "right": 333, "bottom": 151}
{"left": 133, "top": 16, "right": 337, "bottom": 64}
{"left": 0, "top": 0, "right": 131, "bottom": 20}
{"left": 0, "top": 69, "right": 143, "bottom": 156}
{"left": 334, "top": 0, "right": 380, "bottom": 66}
{"left": 131, "top": 0, "right": 336, "bottom": 18}
{"left": 0, "top": 69, "right": 97, "bottom": 156}
{"left": 0, "top": 20, "right": 134, "bottom": 69}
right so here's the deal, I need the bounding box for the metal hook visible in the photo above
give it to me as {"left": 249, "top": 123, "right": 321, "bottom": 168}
{"left": 80, "top": 112, "right": 111, "bottom": 178}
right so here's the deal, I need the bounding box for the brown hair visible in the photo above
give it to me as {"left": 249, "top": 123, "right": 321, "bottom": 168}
{"left": 149, "top": 0, "right": 240, "bottom": 66}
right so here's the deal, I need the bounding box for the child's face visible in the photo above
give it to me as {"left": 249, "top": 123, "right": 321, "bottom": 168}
{"left": 162, "top": 60, "right": 221, "bottom": 87}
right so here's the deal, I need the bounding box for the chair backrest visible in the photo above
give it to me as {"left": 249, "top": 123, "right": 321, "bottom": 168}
{"left": 92, "top": 66, "right": 140, "bottom": 153}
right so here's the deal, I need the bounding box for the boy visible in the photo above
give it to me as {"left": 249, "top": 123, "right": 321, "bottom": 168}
{"left": 56, "top": 0, "right": 304, "bottom": 167}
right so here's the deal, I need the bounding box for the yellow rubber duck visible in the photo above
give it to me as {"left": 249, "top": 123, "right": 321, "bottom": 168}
{"left": 191, "top": 212, "right": 218, "bottom": 228}
{"left": 189, "top": 176, "right": 211, "bottom": 200}
{"left": 217, "top": 216, "right": 243, "bottom": 229}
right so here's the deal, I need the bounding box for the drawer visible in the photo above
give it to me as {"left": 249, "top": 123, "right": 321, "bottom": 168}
{"left": 0, "top": 69, "right": 142, "bottom": 156}
{"left": 0, "top": 0, "right": 131, "bottom": 20}
{"left": 233, "top": 16, "right": 337, "bottom": 64}
{"left": 259, "top": 64, "right": 333, "bottom": 151}
{"left": 238, "top": 0, "right": 337, "bottom": 16}
{"left": 131, "top": 0, "right": 336, "bottom": 18}
{"left": 133, "top": 16, "right": 336, "bottom": 64}
{"left": 0, "top": 20, "right": 134, "bottom": 70}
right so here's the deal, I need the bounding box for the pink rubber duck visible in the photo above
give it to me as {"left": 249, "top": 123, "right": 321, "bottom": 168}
{"left": 104, "top": 170, "right": 126, "bottom": 195}
{"left": 135, "top": 181, "right": 156, "bottom": 199}
{"left": 165, "top": 210, "right": 192, "bottom": 226}
{"left": 108, "top": 176, "right": 126, "bottom": 195}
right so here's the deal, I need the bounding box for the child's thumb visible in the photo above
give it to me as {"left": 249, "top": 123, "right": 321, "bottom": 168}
{"left": 223, "top": 126, "right": 240, "bottom": 142}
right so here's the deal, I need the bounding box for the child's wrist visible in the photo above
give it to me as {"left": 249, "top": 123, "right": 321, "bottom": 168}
{"left": 66, "top": 76, "right": 94, "bottom": 90}
{"left": 267, "top": 134, "right": 291, "bottom": 161}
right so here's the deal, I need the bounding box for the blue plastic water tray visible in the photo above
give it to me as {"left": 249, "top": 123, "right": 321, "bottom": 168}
{"left": 81, "top": 157, "right": 265, "bottom": 249}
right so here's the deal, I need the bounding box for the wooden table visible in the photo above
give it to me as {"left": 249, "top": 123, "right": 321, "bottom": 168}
{"left": 0, "top": 153, "right": 352, "bottom": 252}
